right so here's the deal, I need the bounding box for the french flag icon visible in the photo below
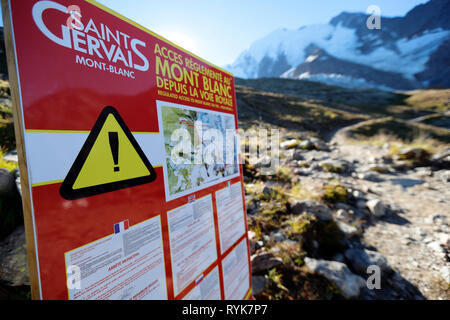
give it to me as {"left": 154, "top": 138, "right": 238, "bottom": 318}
{"left": 114, "top": 220, "right": 129, "bottom": 234}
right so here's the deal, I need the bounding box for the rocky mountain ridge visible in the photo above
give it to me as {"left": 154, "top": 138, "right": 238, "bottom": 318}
{"left": 227, "top": 0, "right": 450, "bottom": 90}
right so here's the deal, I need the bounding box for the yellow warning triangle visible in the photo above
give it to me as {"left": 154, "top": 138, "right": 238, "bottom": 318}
{"left": 60, "top": 106, "right": 156, "bottom": 200}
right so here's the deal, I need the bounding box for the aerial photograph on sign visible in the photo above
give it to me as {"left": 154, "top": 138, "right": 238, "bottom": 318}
{"left": 158, "top": 101, "right": 239, "bottom": 199}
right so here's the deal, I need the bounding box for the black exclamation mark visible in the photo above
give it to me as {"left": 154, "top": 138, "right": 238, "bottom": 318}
{"left": 109, "top": 132, "right": 119, "bottom": 172}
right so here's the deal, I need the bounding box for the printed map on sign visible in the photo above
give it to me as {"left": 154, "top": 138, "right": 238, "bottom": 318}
{"left": 158, "top": 101, "right": 240, "bottom": 200}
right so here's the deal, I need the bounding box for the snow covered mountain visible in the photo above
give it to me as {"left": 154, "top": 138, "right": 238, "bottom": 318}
{"left": 226, "top": 0, "right": 450, "bottom": 91}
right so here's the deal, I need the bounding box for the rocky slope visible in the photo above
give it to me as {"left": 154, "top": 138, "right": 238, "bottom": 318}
{"left": 237, "top": 78, "right": 449, "bottom": 299}
{"left": 245, "top": 130, "right": 449, "bottom": 300}
{"left": 227, "top": 0, "right": 450, "bottom": 90}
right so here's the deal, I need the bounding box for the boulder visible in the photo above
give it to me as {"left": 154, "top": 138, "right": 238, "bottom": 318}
{"left": 0, "top": 168, "right": 15, "bottom": 195}
{"left": 352, "top": 190, "right": 365, "bottom": 199}
{"left": 262, "top": 186, "right": 278, "bottom": 198}
{"left": 245, "top": 196, "right": 259, "bottom": 215}
{"left": 368, "top": 164, "right": 390, "bottom": 174}
{"left": 2, "top": 150, "right": 18, "bottom": 163}
{"left": 415, "top": 167, "right": 432, "bottom": 177}
{"left": 290, "top": 200, "right": 332, "bottom": 221}
{"left": 431, "top": 148, "right": 450, "bottom": 162}
{"left": 335, "top": 209, "right": 348, "bottom": 220}
{"left": 252, "top": 275, "right": 269, "bottom": 295}
{"left": 435, "top": 170, "right": 450, "bottom": 183}
{"left": 311, "top": 140, "right": 329, "bottom": 152}
{"left": 248, "top": 231, "right": 258, "bottom": 254}
{"left": 251, "top": 252, "right": 282, "bottom": 273}
{"left": 336, "top": 221, "right": 360, "bottom": 238}
{"left": 293, "top": 150, "right": 304, "bottom": 161}
{"left": 398, "top": 147, "right": 430, "bottom": 162}
{"left": 0, "top": 226, "right": 30, "bottom": 286}
{"left": 280, "top": 139, "right": 299, "bottom": 150}
{"left": 304, "top": 257, "right": 366, "bottom": 299}
{"left": 15, "top": 169, "right": 21, "bottom": 197}
{"left": 319, "top": 160, "right": 348, "bottom": 173}
{"left": 356, "top": 172, "right": 383, "bottom": 182}
{"left": 270, "top": 230, "right": 287, "bottom": 243}
{"left": 366, "top": 199, "right": 386, "bottom": 217}
{"left": 299, "top": 140, "right": 314, "bottom": 150}
{"left": 344, "top": 248, "right": 390, "bottom": 275}
{"left": 253, "top": 155, "right": 272, "bottom": 169}
{"left": 427, "top": 241, "right": 444, "bottom": 254}
{"left": 440, "top": 266, "right": 450, "bottom": 284}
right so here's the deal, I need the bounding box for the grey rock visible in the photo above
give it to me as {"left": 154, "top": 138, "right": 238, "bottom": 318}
{"left": 344, "top": 248, "right": 390, "bottom": 275}
{"left": 271, "top": 230, "right": 287, "bottom": 243}
{"left": 440, "top": 266, "right": 450, "bottom": 284}
{"left": 415, "top": 167, "right": 433, "bottom": 177}
{"left": 282, "top": 149, "right": 295, "bottom": 160}
{"left": 253, "top": 156, "right": 272, "bottom": 169}
{"left": 319, "top": 159, "right": 348, "bottom": 173}
{"left": 335, "top": 209, "right": 348, "bottom": 220}
{"left": 15, "top": 169, "right": 21, "bottom": 197}
{"left": 336, "top": 221, "right": 360, "bottom": 238}
{"left": 352, "top": 190, "right": 365, "bottom": 199}
{"left": 0, "top": 168, "right": 16, "bottom": 195}
{"left": 248, "top": 231, "right": 258, "bottom": 254}
{"left": 262, "top": 186, "right": 278, "bottom": 198}
{"left": 245, "top": 196, "right": 259, "bottom": 215}
{"left": 368, "top": 164, "right": 390, "bottom": 174}
{"left": 427, "top": 241, "right": 443, "bottom": 254}
{"left": 437, "top": 233, "right": 450, "bottom": 248}
{"left": 431, "top": 148, "right": 450, "bottom": 162}
{"left": 296, "top": 160, "right": 310, "bottom": 167}
{"left": 251, "top": 252, "right": 283, "bottom": 273}
{"left": 304, "top": 257, "right": 366, "bottom": 299}
{"left": 3, "top": 150, "right": 18, "bottom": 163}
{"left": 299, "top": 140, "right": 314, "bottom": 150}
{"left": 0, "top": 226, "right": 30, "bottom": 286}
{"left": 398, "top": 147, "right": 430, "bottom": 161}
{"left": 366, "top": 199, "right": 386, "bottom": 217}
{"left": 290, "top": 200, "right": 332, "bottom": 221}
{"left": 312, "top": 140, "right": 329, "bottom": 152}
{"left": 335, "top": 202, "right": 352, "bottom": 211}
{"left": 293, "top": 150, "right": 304, "bottom": 161}
{"left": 356, "top": 200, "right": 367, "bottom": 209}
{"left": 357, "top": 172, "right": 383, "bottom": 182}
{"left": 293, "top": 168, "right": 311, "bottom": 176}
{"left": 281, "top": 139, "right": 299, "bottom": 149}
{"left": 435, "top": 170, "right": 450, "bottom": 183}
{"left": 252, "top": 275, "right": 269, "bottom": 295}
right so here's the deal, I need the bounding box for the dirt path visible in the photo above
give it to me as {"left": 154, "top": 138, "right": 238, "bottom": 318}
{"left": 331, "top": 142, "right": 450, "bottom": 299}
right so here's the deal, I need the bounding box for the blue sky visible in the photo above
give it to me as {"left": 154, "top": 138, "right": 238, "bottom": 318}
{"left": 2, "top": 0, "right": 429, "bottom": 66}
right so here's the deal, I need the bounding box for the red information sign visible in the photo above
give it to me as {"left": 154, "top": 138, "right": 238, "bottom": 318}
{"left": 3, "top": 0, "right": 252, "bottom": 300}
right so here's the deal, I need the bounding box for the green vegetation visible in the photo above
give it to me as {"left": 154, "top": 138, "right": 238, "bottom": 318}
{"left": 275, "top": 166, "right": 293, "bottom": 183}
{"left": 0, "top": 150, "right": 18, "bottom": 172}
{"left": 290, "top": 183, "right": 321, "bottom": 202}
{"left": 349, "top": 117, "right": 450, "bottom": 144}
{"left": 321, "top": 184, "right": 348, "bottom": 204}
{"left": 0, "top": 80, "right": 11, "bottom": 99}
{"left": 237, "top": 78, "right": 450, "bottom": 120}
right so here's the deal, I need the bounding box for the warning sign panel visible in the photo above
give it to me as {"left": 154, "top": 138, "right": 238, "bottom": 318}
{"left": 60, "top": 106, "right": 157, "bottom": 200}
{"left": 3, "top": 0, "right": 252, "bottom": 300}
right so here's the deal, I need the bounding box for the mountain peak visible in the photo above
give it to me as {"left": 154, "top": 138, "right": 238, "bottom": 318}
{"left": 227, "top": 0, "right": 450, "bottom": 90}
